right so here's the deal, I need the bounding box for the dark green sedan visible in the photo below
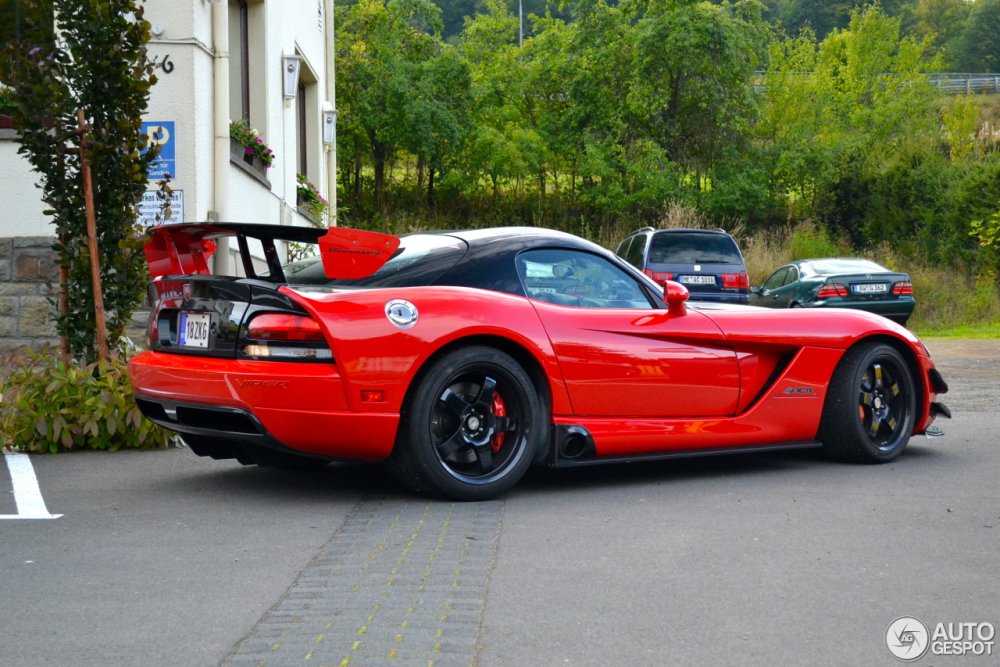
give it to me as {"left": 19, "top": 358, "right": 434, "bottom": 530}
{"left": 749, "top": 258, "right": 915, "bottom": 325}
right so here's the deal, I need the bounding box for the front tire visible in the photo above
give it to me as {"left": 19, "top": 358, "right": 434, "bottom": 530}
{"left": 819, "top": 342, "right": 916, "bottom": 462}
{"left": 388, "top": 346, "right": 546, "bottom": 500}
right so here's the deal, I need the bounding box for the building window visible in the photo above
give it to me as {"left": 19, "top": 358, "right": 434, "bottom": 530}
{"left": 294, "top": 59, "right": 319, "bottom": 184}
{"left": 228, "top": 0, "right": 265, "bottom": 130}
{"left": 297, "top": 80, "right": 307, "bottom": 175}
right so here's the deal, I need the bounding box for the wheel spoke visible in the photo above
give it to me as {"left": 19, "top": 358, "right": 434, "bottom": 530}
{"left": 440, "top": 388, "right": 470, "bottom": 418}
{"left": 886, "top": 416, "right": 897, "bottom": 432}
{"left": 474, "top": 376, "right": 497, "bottom": 406}
{"left": 888, "top": 381, "right": 900, "bottom": 398}
{"left": 494, "top": 415, "right": 516, "bottom": 432}
{"left": 869, "top": 414, "right": 883, "bottom": 438}
{"left": 436, "top": 431, "right": 466, "bottom": 459}
{"left": 860, "top": 391, "right": 875, "bottom": 408}
{"left": 872, "top": 364, "right": 884, "bottom": 390}
{"left": 473, "top": 445, "right": 494, "bottom": 473}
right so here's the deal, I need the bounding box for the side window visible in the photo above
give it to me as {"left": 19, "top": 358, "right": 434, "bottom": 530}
{"left": 615, "top": 237, "right": 632, "bottom": 258}
{"left": 762, "top": 267, "right": 790, "bottom": 291}
{"left": 517, "top": 249, "right": 653, "bottom": 309}
{"left": 784, "top": 267, "right": 799, "bottom": 286}
{"left": 624, "top": 234, "right": 647, "bottom": 268}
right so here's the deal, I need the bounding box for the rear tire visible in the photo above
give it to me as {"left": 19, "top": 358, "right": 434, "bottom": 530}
{"left": 819, "top": 342, "right": 915, "bottom": 463}
{"left": 387, "top": 346, "right": 546, "bottom": 500}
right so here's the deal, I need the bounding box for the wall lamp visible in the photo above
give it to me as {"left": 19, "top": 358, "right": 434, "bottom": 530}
{"left": 282, "top": 54, "right": 302, "bottom": 100}
{"left": 322, "top": 102, "right": 337, "bottom": 145}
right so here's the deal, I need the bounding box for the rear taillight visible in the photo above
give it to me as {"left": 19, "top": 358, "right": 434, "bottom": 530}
{"left": 247, "top": 313, "right": 325, "bottom": 341}
{"left": 893, "top": 281, "right": 913, "bottom": 295}
{"left": 242, "top": 313, "right": 332, "bottom": 361}
{"left": 817, "top": 283, "right": 849, "bottom": 299}
{"left": 643, "top": 268, "right": 673, "bottom": 284}
{"left": 722, "top": 271, "right": 749, "bottom": 289}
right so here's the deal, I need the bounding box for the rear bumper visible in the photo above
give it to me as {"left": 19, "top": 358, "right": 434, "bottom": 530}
{"left": 687, "top": 292, "right": 749, "bottom": 305}
{"left": 806, "top": 299, "right": 915, "bottom": 324}
{"left": 128, "top": 351, "right": 398, "bottom": 461}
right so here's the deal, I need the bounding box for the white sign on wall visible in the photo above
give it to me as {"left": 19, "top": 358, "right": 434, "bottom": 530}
{"left": 138, "top": 189, "right": 184, "bottom": 227}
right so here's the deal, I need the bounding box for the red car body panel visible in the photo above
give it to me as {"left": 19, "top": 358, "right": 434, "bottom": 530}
{"left": 128, "top": 224, "right": 947, "bottom": 491}
{"left": 130, "top": 285, "right": 943, "bottom": 461}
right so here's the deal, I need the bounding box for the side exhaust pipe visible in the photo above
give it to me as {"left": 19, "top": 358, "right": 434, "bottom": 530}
{"left": 551, "top": 425, "right": 596, "bottom": 466}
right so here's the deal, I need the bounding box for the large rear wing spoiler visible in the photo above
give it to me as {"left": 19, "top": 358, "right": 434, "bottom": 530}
{"left": 143, "top": 223, "right": 400, "bottom": 282}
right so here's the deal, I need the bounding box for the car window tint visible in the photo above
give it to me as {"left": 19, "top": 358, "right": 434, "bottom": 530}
{"left": 649, "top": 232, "right": 741, "bottom": 264}
{"left": 784, "top": 267, "right": 799, "bottom": 286}
{"left": 615, "top": 237, "right": 631, "bottom": 257}
{"left": 624, "top": 234, "right": 647, "bottom": 268}
{"left": 762, "top": 267, "right": 790, "bottom": 291}
{"left": 282, "top": 234, "right": 467, "bottom": 287}
{"left": 517, "top": 249, "right": 653, "bottom": 309}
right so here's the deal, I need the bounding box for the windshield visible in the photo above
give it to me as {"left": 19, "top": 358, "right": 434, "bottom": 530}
{"left": 283, "top": 234, "right": 468, "bottom": 287}
{"left": 649, "top": 232, "right": 742, "bottom": 264}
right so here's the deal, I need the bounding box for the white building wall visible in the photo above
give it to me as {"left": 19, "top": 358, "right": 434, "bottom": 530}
{"left": 1, "top": 0, "right": 333, "bottom": 242}
{"left": 0, "top": 136, "right": 49, "bottom": 237}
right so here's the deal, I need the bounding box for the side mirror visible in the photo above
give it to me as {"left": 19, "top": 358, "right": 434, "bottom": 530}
{"left": 750, "top": 286, "right": 762, "bottom": 295}
{"left": 664, "top": 280, "right": 689, "bottom": 315}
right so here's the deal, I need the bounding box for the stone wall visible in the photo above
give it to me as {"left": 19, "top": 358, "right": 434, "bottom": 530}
{"left": 0, "top": 237, "right": 150, "bottom": 352}
{"left": 0, "top": 236, "right": 61, "bottom": 351}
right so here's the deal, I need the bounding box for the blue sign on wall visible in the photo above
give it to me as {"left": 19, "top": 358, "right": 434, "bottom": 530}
{"left": 142, "top": 121, "right": 176, "bottom": 180}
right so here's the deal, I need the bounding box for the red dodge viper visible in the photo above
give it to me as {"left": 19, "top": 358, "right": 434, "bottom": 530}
{"left": 128, "top": 224, "right": 950, "bottom": 500}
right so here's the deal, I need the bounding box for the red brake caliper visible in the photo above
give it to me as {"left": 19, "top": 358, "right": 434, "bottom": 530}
{"left": 491, "top": 391, "right": 507, "bottom": 453}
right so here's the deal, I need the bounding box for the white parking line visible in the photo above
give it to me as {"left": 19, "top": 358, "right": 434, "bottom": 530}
{"left": 0, "top": 451, "right": 62, "bottom": 519}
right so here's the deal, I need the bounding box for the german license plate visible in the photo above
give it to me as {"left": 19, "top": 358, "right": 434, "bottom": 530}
{"left": 853, "top": 283, "right": 888, "bottom": 294}
{"left": 178, "top": 312, "right": 211, "bottom": 348}
{"left": 681, "top": 275, "right": 716, "bottom": 285}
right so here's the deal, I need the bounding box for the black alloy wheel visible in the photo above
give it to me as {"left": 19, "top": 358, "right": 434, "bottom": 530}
{"left": 819, "top": 342, "right": 916, "bottom": 462}
{"left": 388, "top": 346, "right": 545, "bottom": 500}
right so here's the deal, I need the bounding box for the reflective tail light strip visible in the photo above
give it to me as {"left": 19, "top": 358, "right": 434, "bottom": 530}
{"left": 246, "top": 313, "right": 325, "bottom": 342}
{"left": 722, "top": 272, "right": 750, "bottom": 289}
{"left": 644, "top": 269, "right": 673, "bottom": 284}
{"left": 817, "top": 283, "right": 849, "bottom": 298}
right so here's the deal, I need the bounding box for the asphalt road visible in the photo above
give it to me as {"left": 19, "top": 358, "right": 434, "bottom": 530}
{"left": 1, "top": 339, "right": 997, "bottom": 666}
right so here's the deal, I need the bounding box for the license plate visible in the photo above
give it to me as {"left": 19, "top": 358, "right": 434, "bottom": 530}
{"left": 681, "top": 275, "right": 716, "bottom": 285}
{"left": 178, "top": 312, "right": 211, "bottom": 348}
{"left": 853, "top": 283, "right": 888, "bottom": 294}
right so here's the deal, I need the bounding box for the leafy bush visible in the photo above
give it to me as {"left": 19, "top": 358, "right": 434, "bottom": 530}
{"left": 788, "top": 223, "right": 845, "bottom": 260}
{"left": 0, "top": 84, "right": 13, "bottom": 115}
{"left": 229, "top": 120, "right": 274, "bottom": 167}
{"left": 0, "top": 348, "right": 171, "bottom": 453}
{"left": 296, "top": 174, "right": 328, "bottom": 223}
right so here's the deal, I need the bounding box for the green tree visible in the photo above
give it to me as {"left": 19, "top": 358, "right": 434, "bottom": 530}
{"left": 336, "top": 0, "right": 446, "bottom": 211}
{"left": 4, "top": 0, "right": 158, "bottom": 362}
{"left": 406, "top": 45, "right": 473, "bottom": 204}
{"left": 907, "top": 0, "right": 972, "bottom": 67}
{"left": 628, "top": 0, "right": 768, "bottom": 169}
{"left": 956, "top": 0, "right": 1000, "bottom": 72}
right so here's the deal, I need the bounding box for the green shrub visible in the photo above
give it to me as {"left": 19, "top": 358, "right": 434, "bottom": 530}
{"left": 788, "top": 222, "right": 846, "bottom": 259}
{"left": 0, "top": 348, "right": 172, "bottom": 453}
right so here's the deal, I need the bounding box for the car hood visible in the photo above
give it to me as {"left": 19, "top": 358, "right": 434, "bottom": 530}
{"left": 693, "top": 302, "right": 923, "bottom": 351}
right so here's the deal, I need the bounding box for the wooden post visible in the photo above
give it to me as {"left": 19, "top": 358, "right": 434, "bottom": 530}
{"left": 76, "top": 108, "right": 109, "bottom": 363}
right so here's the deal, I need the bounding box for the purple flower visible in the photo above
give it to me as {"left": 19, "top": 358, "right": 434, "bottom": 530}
{"left": 245, "top": 146, "right": 253, "bottom": 156}
{"left": 28, "top": 47, "right": 40, "bottom": 57}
